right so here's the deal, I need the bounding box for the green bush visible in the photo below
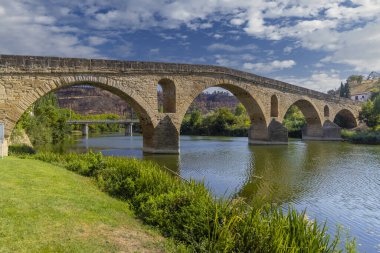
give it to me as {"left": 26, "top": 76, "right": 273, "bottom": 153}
{"left": 29, "top": 152, "right": 356, "bottom": 252}
{"left": 342, "top": 129, "right": 380, "bottom": 145}
{"left": 8, "top": 144, "right": 36, "bottom": 155}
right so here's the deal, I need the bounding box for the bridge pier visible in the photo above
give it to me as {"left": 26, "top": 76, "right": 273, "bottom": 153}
{"left": 322, "top": 120, "right": 342, "bottom": 140}
{"left": 248, "top": 120, "right": 288, "bottom": 145}
{"left": 1, "top": 139, "right": 8, "bottom": 157}
{"left": 301, "top": 122, "right": 342, "bottom": 141}
{"left": 125, "top": 123, "right": 133, "bottom": 136}
{"left": 82, "top": 124, "right": 89, "bottom": 138}
{"left": 143, "top": 116, "right": 179, "bottom": 154}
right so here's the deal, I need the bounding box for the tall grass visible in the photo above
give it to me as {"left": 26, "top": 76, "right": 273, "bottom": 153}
{"left": 23, "top": 152, "right": 356, "bottom": 252}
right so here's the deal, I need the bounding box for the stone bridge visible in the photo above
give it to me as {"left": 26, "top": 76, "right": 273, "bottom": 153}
{"left": 0, "top": 55, "right": 361, "bottom": 156}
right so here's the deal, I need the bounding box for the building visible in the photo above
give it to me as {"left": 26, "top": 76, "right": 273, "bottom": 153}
{"left": 351, "top": 91, "right": 373, "bottom": 101}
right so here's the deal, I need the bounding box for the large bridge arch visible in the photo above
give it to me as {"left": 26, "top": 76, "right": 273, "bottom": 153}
{"left": 333, "top": 109, "right": 358, "bottom": 129}
{"left": 176, "top": 78, "right": 290, "bottom": 144}
{"left": 2, "top": 75, "right": 167, "bottom": 154}
{"left": 281, "top": 98, "right": 324, "bottom": 139}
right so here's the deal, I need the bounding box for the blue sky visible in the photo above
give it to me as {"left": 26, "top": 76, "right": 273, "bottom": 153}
{"left": 1, "top": 0, "right": 380, "bottom": 92}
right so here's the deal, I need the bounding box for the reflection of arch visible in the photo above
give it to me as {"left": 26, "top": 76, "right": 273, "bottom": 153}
{"left": 157, "top": 79, "right": 176, "bottom": 113}
{"left": 271, "top": 95, "right": 278, "bottom": 117}
{"left": 324, "top": 105, "right": 329, "bottom": 117}
{"left": 333, "top": 109, "right": 357, "bottom": 129}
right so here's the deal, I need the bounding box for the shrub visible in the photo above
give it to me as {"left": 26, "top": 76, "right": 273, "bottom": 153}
{"left": 8, "top": 144, "right": 36, "bottom": 155}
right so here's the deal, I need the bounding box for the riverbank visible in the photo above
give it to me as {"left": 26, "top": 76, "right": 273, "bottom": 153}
{"left": 342, "top": 129, "right": 380, "bottom": 144}
{"left": 10, "top": 151, "right": 357, "bottom": 252}
{"left": 0, "top": 157, "right": 178, "bottom": 252}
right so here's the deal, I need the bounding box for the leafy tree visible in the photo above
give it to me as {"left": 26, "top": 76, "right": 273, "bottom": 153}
{"left": 347, "top": 75, "right": 363, "bottom": 84}
{"left": 359, "top": 95, "right": 380, "bottom": 127}
{"left": 283, "top": 106, "right": 306, "bottom": 138}
{"left": 234, "top": 103, "right": 246, "bottom": 116}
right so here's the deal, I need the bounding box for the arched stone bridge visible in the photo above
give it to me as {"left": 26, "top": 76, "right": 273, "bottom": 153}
{"left": 0, "top": 55, "right": 361, "bottom": 155}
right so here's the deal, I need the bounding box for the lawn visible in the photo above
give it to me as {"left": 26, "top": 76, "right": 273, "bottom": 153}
{"left": 0, "top": 157, "right": 174, "bottom": 253}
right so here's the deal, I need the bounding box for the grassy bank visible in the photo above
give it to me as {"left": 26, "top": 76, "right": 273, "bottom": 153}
{"left": 341, "top": 129, "right": 380, "bottom": 144}
{"left": 0, "top": 157, "right": 178, "bottom": 252}
{"left": 12, "top": 151, "right": 357, "bottom": 252}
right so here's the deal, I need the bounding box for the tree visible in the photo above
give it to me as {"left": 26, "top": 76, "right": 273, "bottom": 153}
{"left": 347, "top": 75, "right": 363, "bottom": 84}
{"left": 339, "top": 82, "right": 345, "bottom": 97}
{"left": 344, "top": 82, "right": 351, "bottom": 98}
{"left": 234, "top": 103, "right": 246, "bottom": 116}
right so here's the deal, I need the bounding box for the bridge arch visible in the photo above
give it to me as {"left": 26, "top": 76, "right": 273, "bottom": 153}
{"left": 157, "top": 78, "right": 176, "bottom": 113}
{"left": 284, "top": 99, "right": 323, "bottom": 139}
{"left": 178, "top": 81, "right": 275, "bottom": 143}
{"left": 9, "top": 75, "right": 159, "bottom": 152}
{"left": 333, "top": 109, "right": 357, "bottom": 129}
{"left": 271, "top": 95, "right": 279, "bottom": 117}
{"left": 324, "top": 105, "right": 330, "bottom": 118}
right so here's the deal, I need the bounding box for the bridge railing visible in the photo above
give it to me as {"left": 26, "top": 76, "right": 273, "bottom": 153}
{"left": 66, "top": 119, "right": 139, "bottom": 125}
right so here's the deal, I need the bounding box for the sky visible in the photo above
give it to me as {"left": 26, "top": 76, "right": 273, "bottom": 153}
{"left": 1, "top": 0, "right": 380, "bottom": 92}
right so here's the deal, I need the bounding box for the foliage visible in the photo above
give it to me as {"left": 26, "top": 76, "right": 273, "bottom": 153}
{"left": 283, "top": 105, "right": 306, "bottom": 138}
{"left": 8, "top": 144, "right": 36, "bottom": 155}
{"left": 15, "top": 93, "right": 71, "bottom": 148}
{"left": 339, "top": 82, "right": 351, "bottom": 98}
{"left": 181, "top": 105, "right": 250, "bottom": 136}
{"left": 13, "top": 93, "right": 132, "bottom": 151}
{"left": 341, "top": 129, "right": 380, "bottom": 144}
{"left": 347, "top": 75, "right": 363, "bottom": 84}
{"left": 359, "top": 94, "right": 380, "bottom": 127}
{"left": 27, "top": 151, "right": 356, "bottom": 252}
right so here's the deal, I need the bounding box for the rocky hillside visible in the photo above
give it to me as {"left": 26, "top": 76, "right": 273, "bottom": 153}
{"left": 55, "top": 86, "right": 239, "bottom": 116}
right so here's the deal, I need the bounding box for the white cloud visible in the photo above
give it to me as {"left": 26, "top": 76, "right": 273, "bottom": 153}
{"left": 243, "top": 60, "right": 296, "bottom": 73}
{"left": 278, "top": 71, "right": 343, "bottom": 92}
{"left": 88, "top": 36, "right": 108, "bottom": 46}
{"left": 0, "top": 1, "right": 102, "bottom": 58}
{"left": 207, "top": 43, "right": 257, "bottom": 52}
{"left": 213, "top": 34, "right": 223, "bottom": 39}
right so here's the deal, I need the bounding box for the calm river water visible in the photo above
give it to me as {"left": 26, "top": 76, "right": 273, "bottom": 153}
{"left": 69, "top": 134, "right": 380, "bottom": 252}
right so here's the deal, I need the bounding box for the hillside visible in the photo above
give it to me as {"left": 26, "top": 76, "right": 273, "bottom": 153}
{"left": 55, "top": 86, "right": 239, "bottom": 116}
{"left": 349, "top": 78, "right": 380, "bottom": 95}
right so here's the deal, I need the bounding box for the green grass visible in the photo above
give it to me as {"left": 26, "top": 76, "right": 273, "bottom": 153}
{"left": 0, "top": 157, "right": 178, "bottom": 253}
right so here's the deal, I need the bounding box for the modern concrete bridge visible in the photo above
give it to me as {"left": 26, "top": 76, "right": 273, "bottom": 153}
{"left": 67, "top": 119, "right": 138, "bottom": 137}
{"left": 0, "top": 55, "right": 361, "bottom": 156}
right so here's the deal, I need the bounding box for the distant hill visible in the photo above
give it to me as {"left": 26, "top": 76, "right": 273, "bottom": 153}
{"left": 349, "top": 76, "right": 380, "bottom": 95}
{"left": 55, "top": 86, "right": 239, "bottom": 116}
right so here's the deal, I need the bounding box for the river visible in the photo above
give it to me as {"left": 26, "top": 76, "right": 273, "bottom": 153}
{"left": 69, "top": 134, "right": 380, "bottom": 252}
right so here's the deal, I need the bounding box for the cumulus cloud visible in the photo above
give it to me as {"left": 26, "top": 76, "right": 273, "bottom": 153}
{"left": 0, "top": 1, "right": 102, "bottom": 58}
{"left": 1, "top": 0, "right": 380, "bottom": 73}
{"left": 243, "top": 60, "right": 296, "bottom": 73}
{"left": 277, "top": 71, "right": 343, "bottom": 92}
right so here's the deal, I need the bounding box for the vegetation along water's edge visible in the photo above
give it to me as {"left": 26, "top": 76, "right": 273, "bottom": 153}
{"left": 9, "top": 150, "right": 357, "bottom": 252}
